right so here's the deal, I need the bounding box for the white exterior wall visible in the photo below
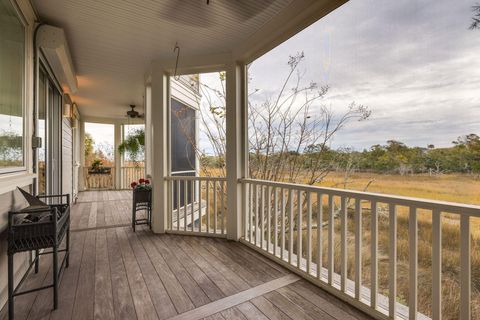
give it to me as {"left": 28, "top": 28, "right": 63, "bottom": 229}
{"left": 0, "top": 0, "right": 37, "bottom": 309}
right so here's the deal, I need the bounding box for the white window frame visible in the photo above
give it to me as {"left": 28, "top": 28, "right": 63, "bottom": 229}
{"left": 0, "top": 0, "right": 28, "bottom": 174}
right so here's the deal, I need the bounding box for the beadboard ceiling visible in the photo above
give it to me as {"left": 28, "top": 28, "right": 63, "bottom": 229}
{"left": 31, "top": 0, "right": 294, "bottom": 119}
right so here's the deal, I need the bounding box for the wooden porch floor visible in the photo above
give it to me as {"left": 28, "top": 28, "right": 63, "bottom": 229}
{"left": 1, "top": 191, "right": 372, "bottom": 320}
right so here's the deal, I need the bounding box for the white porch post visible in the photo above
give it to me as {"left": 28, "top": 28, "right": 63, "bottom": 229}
{"left": 78, "top": 120, "right": 86, "bottom": 191}
{"left": 225, "top": 62, "right": 247, "bottom": 241}
{"left": 114, "top": 123, "right": 122, "bottom": 189}
{"left": 149, "top": 68, "right": 170, "bottom": 233}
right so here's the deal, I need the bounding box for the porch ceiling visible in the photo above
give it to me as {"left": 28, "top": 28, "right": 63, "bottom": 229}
{"left": 31, "top": 0, "right": 294, "bottom": 119}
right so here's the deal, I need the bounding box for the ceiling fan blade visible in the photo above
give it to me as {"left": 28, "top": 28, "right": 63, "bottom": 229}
{"left": 158, "top": 1, "right": 215, "bottom": 28}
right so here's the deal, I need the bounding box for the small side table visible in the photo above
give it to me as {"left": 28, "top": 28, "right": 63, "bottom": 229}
{"left": 132, "top": 188, "right": 151, "bottom": 231}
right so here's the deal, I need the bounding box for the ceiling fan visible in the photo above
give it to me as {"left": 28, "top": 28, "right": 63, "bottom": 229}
{"left": 159, "top": 0, "right": 277, "bottom": 28}
{"left": 125, "top": 105, "right": 144, "bottom": 119}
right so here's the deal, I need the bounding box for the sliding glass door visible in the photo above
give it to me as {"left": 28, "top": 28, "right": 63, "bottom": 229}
{"left": 37, "top": 66, "right": 62, "bottom": 196}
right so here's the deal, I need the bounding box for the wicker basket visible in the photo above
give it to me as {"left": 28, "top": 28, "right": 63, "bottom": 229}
{"left": 8, "top": 204, "right": 70, "bottom": 255}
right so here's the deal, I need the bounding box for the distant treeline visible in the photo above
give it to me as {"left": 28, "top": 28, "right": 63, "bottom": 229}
{"left": 325, "top": 133, "right": 480, "bottom": 175}
{"left": 203, "top": 133, "right": 480, "bottom": 176}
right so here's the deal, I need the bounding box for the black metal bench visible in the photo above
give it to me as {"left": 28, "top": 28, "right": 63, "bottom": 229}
{"left": 7, "top": 194, "right": 71, "bottom": 320}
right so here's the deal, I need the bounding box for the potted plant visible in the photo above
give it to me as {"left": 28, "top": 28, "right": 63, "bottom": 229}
{"left": 118, "top": 129, "right": 145, "bottom": 164}
{"left": 88, "top": 159, "right": 111, "bottom": 174}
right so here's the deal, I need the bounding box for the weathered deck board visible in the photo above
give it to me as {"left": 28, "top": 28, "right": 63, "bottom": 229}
{"left": 93, "top": 229, "right": 114, "bottom": 320}
{"left": 105, "top": 228, "right": 136, "bottom": 320}
{"left": 1, "top": 191, "right": 373, "bottom": 320}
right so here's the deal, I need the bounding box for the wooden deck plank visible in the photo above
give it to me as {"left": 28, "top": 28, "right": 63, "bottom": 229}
{"left": 220, "top": 307, "right": 247, "bottom": 320}
{"left": 71, "top": 230, "right": 97, "bottom": 320}
{"left": 181, "top": 237, "right": 250, "bottom": 292}
{"left": 93, "top": 229, "right": 114, "bottom": 320}
{"left": 162, "top": 235, "right": 225, "bottom": 302}
{"left": 276, "top": 286, "right": 336, "bottom": 320}
{"left": 87, "top": 202, "right": 97, "bottom": 229}
{"left": 69, "top": 202, "right": 84, "bottom": 229}
{"left": 288, "top": 281, "right": 372, "bottom": 320}
{"left": 95, "top": 201, "right": 105, "bottom": 228}
{"left": 76, "top": 203, "right": 91, "bottom": 230}
{"left": 191, "top": 237, "right": 263, "bottom": 287}
{"left": 120, "top": 200, "right": 132, "bottom": 225}
{"left": 3, "top": 252, "right": 51, "bottom": 320}
{"left": 50, "top": 231, "right": 87, "bottom": 320}
{"left": 136, "top": 231, "right": 195, "bottom": 314}
{"left": 227, "top": 240, "right": 288, "bottom": 275}
{"left": 236, "top": 302, "right": 269, "bottom": 320}
{"left": 105, "top": 228, "right": 137, "bottom": 320}
{"left": 203, "top": 314, "right": 225, "bottom": 320}
{"left": 127, "top": 230, "right": 177, "bottom": 319}
{"left": 115, "top": 228, "right": 158, "bottom": 320}
{"left": 250, "top": 296, "right": 292, "bottom": 320}
{"left": 149, "top": 235, "right": 211, "bottom": 307}
{"left": 23, "top": 259, "right": 54, "bottom": 320}
{"left": 263, "top": 291, "right": 315, "bottom": 320}
{"left": 103, "top": 198, "right": 113, "bottom": 226}
{"left": 175, "top": 237, "right": 240, "bottom": 297}
{"left": 209, "top": 238, "right": 283, "bottom": 281}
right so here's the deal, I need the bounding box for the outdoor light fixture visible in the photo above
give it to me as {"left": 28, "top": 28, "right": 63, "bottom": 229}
{"left": 63, "top": 103, "right": 72, "bottom": 118}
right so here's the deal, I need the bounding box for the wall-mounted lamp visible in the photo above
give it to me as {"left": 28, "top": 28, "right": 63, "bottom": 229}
{"left": 63, "top": 103, "right": 72, "bottom": 118}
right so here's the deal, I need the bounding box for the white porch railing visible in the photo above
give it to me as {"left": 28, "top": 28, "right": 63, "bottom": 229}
{"left": 121, "top": 166, "right": 145, "bottom": 189}
{"left": 83, "top": 167, "right": 115, "bottom": 189}
{"left": 240, "top": 178, "right": 479, "bottom": 320}
{"left": 165, "top": 176, "right": 227, "bottom": 237}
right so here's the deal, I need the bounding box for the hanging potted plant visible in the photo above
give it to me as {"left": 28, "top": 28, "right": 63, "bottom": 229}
{"left": 118, "top": 129, "right": 145, "bottom": 164}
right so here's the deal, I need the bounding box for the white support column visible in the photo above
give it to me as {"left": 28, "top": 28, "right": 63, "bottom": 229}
{"left": 114, "top": 123, "right": 122, "bottom": 189}
{"left": 149, "top": 68, "right": 170, "bottom": 233}
{"left": 145, "top": 85, "right": 152, "bottom": 177}
{"left": 225, "top": 62, "right": 247, "bottom": 241}
{"left": 78, "top": 120, "right": 86, "bottom": 191}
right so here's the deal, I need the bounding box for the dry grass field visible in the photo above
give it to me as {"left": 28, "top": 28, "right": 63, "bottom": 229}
{"left": 317, "top": 171, "right": 480, "bottom": 206}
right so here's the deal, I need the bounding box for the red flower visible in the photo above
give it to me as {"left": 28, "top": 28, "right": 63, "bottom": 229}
{"left": 131, "top": 182, "right": 138, "bottom": 189}
{"left": 139, "top": 178, "right": 145, "bottom": 184}
{"left": 144, "top": 179, "right": 150, "bottom": 185}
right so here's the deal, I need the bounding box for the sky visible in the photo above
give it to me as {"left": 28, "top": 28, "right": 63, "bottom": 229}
{"left": 246, "top": 0, "right": 480, "bottom": 150}
{"left": 85, "top": 122, "right": 115, "bottom": 160}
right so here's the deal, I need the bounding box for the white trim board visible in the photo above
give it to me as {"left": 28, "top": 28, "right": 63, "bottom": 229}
{"left": 167, "top": 274, "right": 300, "bottom": 320}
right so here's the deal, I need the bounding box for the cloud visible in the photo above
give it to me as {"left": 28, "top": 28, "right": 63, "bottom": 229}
{"left": 248, "top": 0, "right": 480, "bottom": 150}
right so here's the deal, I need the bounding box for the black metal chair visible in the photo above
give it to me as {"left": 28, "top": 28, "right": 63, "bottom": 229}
{"left": 7, "top": 194, "right": 70, "bottom": 320}
{"left": 132, "top": 189, "right": 151, "bottom": 231}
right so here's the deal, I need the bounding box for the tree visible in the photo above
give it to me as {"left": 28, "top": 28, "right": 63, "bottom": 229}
{"left": 0, "top": 130, "right": 23, "bottom": 166}
{"left": 84, "top": 133, "right": 95, "bottom": 165}
{"left": 470, "top": 4, "right": 480, "bottom": 29}
{"left": 247, "top": 52, "right": 370, "bottom": 184}
{"left": 453, "top": 133, "right": 480, "bottom": 176}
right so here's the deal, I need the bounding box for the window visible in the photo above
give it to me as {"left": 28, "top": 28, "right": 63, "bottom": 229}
{"left": 0, "top": 0, "right": 25, "bottom": 171}
{"left": 171, "top": 98, "right": 196, "bottom": 173}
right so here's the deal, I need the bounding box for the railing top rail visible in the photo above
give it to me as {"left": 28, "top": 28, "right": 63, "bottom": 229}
{"left": 165, "top": 176, "right": 227, "bottom": 182}
{"left": 241, "top": 178, "right": 480, "bottom": 216}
